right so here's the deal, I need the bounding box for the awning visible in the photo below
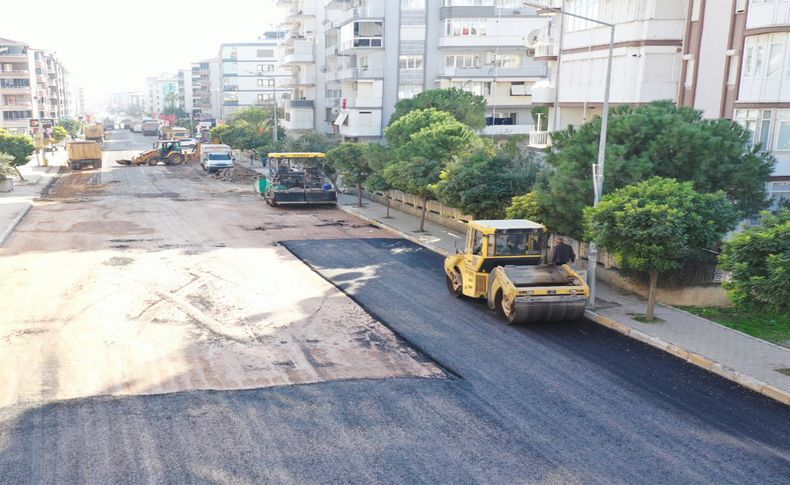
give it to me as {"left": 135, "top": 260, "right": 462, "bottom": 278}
{"left": 333, "top": 111, "right": 349, "bottom": 126}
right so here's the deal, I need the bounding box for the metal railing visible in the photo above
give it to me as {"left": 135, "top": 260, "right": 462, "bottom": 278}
{"left": 529, "top": 130, "right": 552, "bottom": 147}
{"left": 534, "top": 42, "right": 557, "bottom": 58}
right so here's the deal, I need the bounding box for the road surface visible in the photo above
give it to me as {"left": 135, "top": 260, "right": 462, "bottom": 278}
{"left": 0, "top": 130, "right": 788, "bottom": 483}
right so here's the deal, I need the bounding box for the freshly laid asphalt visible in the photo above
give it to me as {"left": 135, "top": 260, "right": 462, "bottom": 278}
{"left": 1, "top": 236, "right": 788, "bottom": 482}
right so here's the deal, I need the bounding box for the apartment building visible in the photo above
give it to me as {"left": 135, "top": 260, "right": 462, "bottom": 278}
{"left": 680, "top": 0, "right": 788, "bottom": 204}
{"left": 177, "top": 69, "right": 193, "bottom": 116}
{"left": 219, "top": 33, "right": 291, "bottom": 119}
{"left": 1, "top": 37, "right": 75, "bottom": 134}
{"left": 278, "top": 0, "right": 551, "bottom": 141}
{"left": 529, "top": 0, "right": 687, "bottom": 147}
{"left": 190, "top": 58, "right": 222, "bottom": 119}
{"left": 145, "top": 75, "right": 179, "bottom": 116}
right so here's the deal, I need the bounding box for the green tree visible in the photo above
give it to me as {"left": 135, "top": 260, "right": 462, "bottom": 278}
{"left": 390, "top": 88, "right": 487, "bottom": 129}
{"left": 0, "top": 131, "right": 35, "bottom": 180}
{"left": 52, "top": 126, "right": 68, "bottom": 144}
{"left": 164, "top": 92, "right": 180, "bottom": 117}
{"left": 437, "top": 149, "right": 536, "bottom": 219}
{"left": 719, "top": 209, "right": 790, "bottom": 314}
{"left": 283, "top": 130, "right": 337, "bottom": 153}
{"left": 384, "top": 109, "right": 478, "bottom": 231}
{"left": 538, "top": 101, "right": 775, "bottom": 238}
{"left": 585, "top": 177, "right": 738, "bottom": 320}
{"left": 58, "top": 118, "right": 83, "bottom": 138}
{"left": 506, "top": 192, "right": 544, "bottom": 222}
{"left": 364, "top": 143, "right": 395, "bottom": 218}
{"left": 327, "top": 142, "right": 372, "bottom": 208}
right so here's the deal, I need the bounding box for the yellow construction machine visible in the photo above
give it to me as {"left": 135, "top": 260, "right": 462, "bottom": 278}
{"left": 116, "top": 140, "right": 190, "bottom": 166}
{"left": 444, "top": 220, "right": 589, "bottom": 324}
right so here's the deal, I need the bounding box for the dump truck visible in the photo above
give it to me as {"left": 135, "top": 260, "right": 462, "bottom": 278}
{"left": 160, "top": 126, "right": 191, "bottom": 141}
{"left": 84, "top": 124, "right": 105, "bottom": 142}
{"left": 115, "top": 140, "right": 187, "bottom": 166}
{"left": 256, "top": 152, "right": 337, "bottom": 206}
{"left": 444, "top": 220, "right": 589, "bottom": 324}
{"left": 66, "top": 141, "right": 102, "bottom": 170}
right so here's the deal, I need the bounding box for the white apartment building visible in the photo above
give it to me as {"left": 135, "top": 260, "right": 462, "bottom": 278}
{"left": 219, "top": 34, "right": 291, "bottom": 119}
{"left": 145, "top": 75, "right": 179, "bottom": 117}
{"left": 679, "top": 0, "right": 788, "bottom": 204}
{"left": 278, "top": 0, "right": 551, "bottom": 141}
{"left": 1, "top": 37, "right": 75, "bottom": 134}
{"left": 190, "top": 59, "right": 222, "bottom": 119}
{"left": 529, "top": 0, "right": 687, "bottom": 147}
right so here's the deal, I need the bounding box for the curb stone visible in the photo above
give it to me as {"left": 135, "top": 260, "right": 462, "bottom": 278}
{"left": 336, "top": 203, "right": 790, "bottom": 408}
{"left": 585, "top": 310, "right": 790, "bottom": 406}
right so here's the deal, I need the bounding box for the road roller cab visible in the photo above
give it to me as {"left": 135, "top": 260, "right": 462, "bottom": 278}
{"left": 444, "top": 220, "right": 589, "bottom": 324}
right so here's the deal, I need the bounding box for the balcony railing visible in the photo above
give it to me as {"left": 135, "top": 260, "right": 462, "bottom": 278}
{"left": 336, "top": 67, "right": 384, "bottom": 80}
{"left": 223, "top": 85, "right": 239, "bottom": 91}
{"left": 340, "top": 37, "right": 383, "bottom": 51}
{"left": 285, "top": 99, "right": 314, "bottom": 109}
{"left": 529, "top": 130, "right": 552, "bottom": 148}
{"left": 0, "top": 70, "right": 30, "bottom": 77}
{"left": 337, "top": 6, "right": 385, "bottom": 26}
{"left": 534, "top": 42, "right": 557, "bottom": 59}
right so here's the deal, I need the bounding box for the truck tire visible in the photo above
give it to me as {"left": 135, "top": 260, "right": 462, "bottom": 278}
{"left": 147, "top": 157, "right": 160, "bottom": 166}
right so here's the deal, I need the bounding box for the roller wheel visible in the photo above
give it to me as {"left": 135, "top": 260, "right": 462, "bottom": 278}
{"left": 496, "top": 290, "right": 528, "bottom": 325}
{"left": 445, "top": 270, "right": 462, "bottom": 297}
{"left": 169, "top": 153, "right": 185, "bottom": 165}
{"left": 446, "top": 270, "right": 463, "bottom": 297}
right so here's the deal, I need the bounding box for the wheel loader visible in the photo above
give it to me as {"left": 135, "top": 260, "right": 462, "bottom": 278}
{"left": 444, "top": 220, "right": 589, "bottom": 324}
{"left": 115, "top": 140, "right": 188, "bottom": 166}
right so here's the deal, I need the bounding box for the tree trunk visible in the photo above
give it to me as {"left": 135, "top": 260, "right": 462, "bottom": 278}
{"left": 14, "top": 166, "right": 25, "bottom": 182}
{"left": 419, "top": 197, "right": 427, "bottom": 232}
{"left": 356, "top": 183, "right": 363, "bottom": 208}
{"left": 385, "top": 191, "right": 391, "bottom": 218}
{"left": 646, "top": 271, "right": 658, "bottom": 321}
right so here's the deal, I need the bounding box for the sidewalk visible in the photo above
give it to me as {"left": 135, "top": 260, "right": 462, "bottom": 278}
{"left": 337, "top": 193, "right": 790, "bottom": 406}
{"left": 0, "top": 150, "right": 66, "bottom": 246}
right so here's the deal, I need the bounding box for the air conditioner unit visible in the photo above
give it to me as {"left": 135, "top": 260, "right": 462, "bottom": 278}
{"left": 526, "top": 48, "right": 536, "bottom": 57}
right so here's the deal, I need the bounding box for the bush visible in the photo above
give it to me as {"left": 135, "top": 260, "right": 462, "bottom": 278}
{"left": 506, "top": 193, "right": 543, "bottom": 222}
{"left": 719, "top": 210, "right": 790, "bottom": 313}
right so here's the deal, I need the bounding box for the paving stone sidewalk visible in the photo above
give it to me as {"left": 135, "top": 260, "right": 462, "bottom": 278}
{"left": 337, "top": 193, "right": 790, "bottom": 405}
{"left": 0, "top": 150, "right": 65, "bottom": 246}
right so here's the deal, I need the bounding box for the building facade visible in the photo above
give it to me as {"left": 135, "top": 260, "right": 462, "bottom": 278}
{"left": 681, "top": 0, "right": 789, "bottom": 205}
{"left": 145, "top": 75, "right": 179, "bottom": 117}
{"left": 219, "top": 34, "right": 291, "bottom": 118}
{"left": 278, "top": 0, "right": 551, "bottom": 141}
{"left": 1, "top": 37, "right": 76, "bottom": 134}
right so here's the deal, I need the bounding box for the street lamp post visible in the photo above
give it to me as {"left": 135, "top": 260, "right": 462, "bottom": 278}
{"left": 525, "top": 1, "right": 615, "bottom": 307}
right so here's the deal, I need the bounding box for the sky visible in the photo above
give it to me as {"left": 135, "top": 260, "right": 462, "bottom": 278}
{"left": 0, "top": 0, "right": 286, "bottom": 110}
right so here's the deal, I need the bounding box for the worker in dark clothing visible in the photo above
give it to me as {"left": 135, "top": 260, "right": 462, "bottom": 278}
{"left": 551, "top": 237, "right": 576, "bottom": 265}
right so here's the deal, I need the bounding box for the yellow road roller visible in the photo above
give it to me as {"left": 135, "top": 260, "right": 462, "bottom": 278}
{"left": 444, "top": 220, "right": 589, "bottom": 324}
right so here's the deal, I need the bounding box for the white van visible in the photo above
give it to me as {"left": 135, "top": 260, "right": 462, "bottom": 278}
{"left": 200, "top": 144, "right": 234, "bottom": 173}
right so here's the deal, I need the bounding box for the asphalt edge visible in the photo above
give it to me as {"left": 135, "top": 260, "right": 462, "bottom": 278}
{"left": 338, "top": 203, "right": 790, "bottom": 408}
{"left": 0, "top": 166, "right": 63, "bottom": 247}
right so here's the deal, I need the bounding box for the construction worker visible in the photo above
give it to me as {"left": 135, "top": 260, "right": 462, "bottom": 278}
{"left": 551, "top": 237, "right": 576, "bottom": 266}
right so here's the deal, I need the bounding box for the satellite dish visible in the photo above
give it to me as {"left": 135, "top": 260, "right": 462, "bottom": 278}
{"left": 320, "top": 66, "right": 329, "bottom": 73}
{"left": 525, "top": 29, "right": 542, "bottom": 48}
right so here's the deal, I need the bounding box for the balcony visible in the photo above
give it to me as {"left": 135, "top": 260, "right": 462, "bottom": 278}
{"left": 223, "top": 85, "right": 239, "bottom": 91}
{"left": 0, "top": 53, "right": 29, "bottom": 62}
{"left": 441, "top": 65, "right": 548, "bottom": 79}
{"left": 528, "top": 130, "right": 552, "bottom": 149}
{"left": 1, "top": 101, "right": 33, "bottom": 109}
{"left": 530, "top": 81, "right": 555, "bottom": 105}
{"left": 284, "top": 74, "right": 316, "bottom": 87}
{"left": 482, "top": 124, "right": 534, "bottom": 136}
{"left": 534, "top": 42, "right": 557, "bottom": 60}
{"left": 0, "top": 85, "right": 31, "bottom": 93}
{"left": 325, "top": 44, "right": 339, "bottom": 57}
{"left": 283, "top": 40, "right": 315, "bottom": 65}
{"left": 439, "top": 35, "right": 529, "bottom": 49}
{"left": 282, "top": 99, "right": 314, "bottom": 109}
{"left": 341, "top": 97, "right": 382, "bottom": 108}
{"left": 283, "top": 116, "right": 315, "bottom": 131}
{"left": 339, "top": 36, "right": 383, "bottom": 52}
{"left": 336, "top": 6, "right": 385, "bottom": 27}
{"left": 0, "top": 70, "right": 29, "bottom": 77}
{"left": 339, "top": 123, "right": 381, "bottom": 138}
{"left": 336, "top": 67, "right": 384, "bottom": 80}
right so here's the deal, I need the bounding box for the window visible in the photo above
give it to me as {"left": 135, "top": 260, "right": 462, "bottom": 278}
{"left": 444, "top": 18, "right": 487, "bottom": 36}
{"left": 399, "top": 55, "right": 424, "bottom": 70}
{"left": 759, "top": 110, "right": 772, "bottom": 148}
{"left": 775, "top": 110, "right": 790, "bottom": 150}
{"left": 257, "top": 49, "right": 274, "bottom": 58}
{"left": 451, "top": 81, "right": 492, "bottom": 96}
{"left": 359, "top": 55, "right": 369, "bottom": 69}
{"left": 471, "top": 230, "right": 483, "bottom": 255}
{"left": 258, "top": 93, "right": 273, "bottom": 102}
{"left": 401, "top": 0, "right": 425, "bottom": 10}
{"left": 494, "top": 54, "right": 521, "bottom": 68}
{"left": 400, "top": 25, "right": 425, "bottom": 41}
{"left": 445, "top": 54, "right": 480, "bottom": 68}
{"left": 734, "top": 109, "right": 759, "bottom": 146}
{"left": 770, "top": 181, "right": 790, "bottom": 204}
{"left": 398, "top": 84, "right": 423, "bottom": 99}
{"left": 257, "top": 78, "right": 274, "bottom": 87}
{"left": 767, "top": 41, "right": 783, "bottom": 78}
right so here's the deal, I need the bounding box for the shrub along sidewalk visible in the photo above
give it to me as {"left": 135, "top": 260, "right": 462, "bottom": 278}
{"left": 680, "top": 307, "right": 790, "bottom": 348}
